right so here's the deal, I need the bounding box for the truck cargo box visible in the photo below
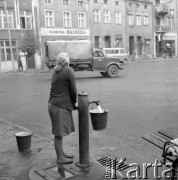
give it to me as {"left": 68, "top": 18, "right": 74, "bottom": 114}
{"left": 45, "top": 40, "right": 92, "bottom": 64}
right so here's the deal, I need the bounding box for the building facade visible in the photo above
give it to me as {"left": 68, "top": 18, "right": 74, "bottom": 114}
{"left": 0, "top": 0, "right": 39, "bottom": 72}
{"left": 125, "top": 0, "right": 154, "bottom": 61}
{"left": 89, "top": 0, "right": 126, "bottom": 50}
{"left": 39, "top": 0, "right": 90, "bottom": 63}
{"left": 153, "top": 0, "right": 177, "bottom": 58}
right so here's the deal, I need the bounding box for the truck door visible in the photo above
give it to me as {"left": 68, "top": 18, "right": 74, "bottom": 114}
{"left": 92, "top": 50, "right": 107, "bottom": 71}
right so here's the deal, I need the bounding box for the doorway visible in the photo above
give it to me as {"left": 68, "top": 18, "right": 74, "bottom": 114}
{"left": 129, "top": 36, "right": 134, "bottom": 55}
{"left": 104, "top": 36, "right": 111, "bottom": 48}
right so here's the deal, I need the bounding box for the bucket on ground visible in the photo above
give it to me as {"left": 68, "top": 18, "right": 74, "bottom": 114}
{"left": 15, "top": 131, "right": 33, "bottom": 151}
{"left": 89, "top": 109, "right": 108, "bottom": 130}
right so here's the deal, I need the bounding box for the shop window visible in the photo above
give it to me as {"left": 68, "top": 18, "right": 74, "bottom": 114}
{"left": 0, "top": 40, "right": 17, "bottom": 61}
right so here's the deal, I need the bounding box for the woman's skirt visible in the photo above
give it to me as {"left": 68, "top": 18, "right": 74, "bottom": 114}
{"left": 48, "top": 103, "right": 75, "bottom": 137}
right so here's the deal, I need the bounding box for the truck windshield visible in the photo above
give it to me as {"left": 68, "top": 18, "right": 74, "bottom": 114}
{"left": 94, "top": 51, "right": 104, "bottom": 57}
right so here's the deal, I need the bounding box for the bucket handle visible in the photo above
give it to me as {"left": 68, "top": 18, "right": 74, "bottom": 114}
{"left": 91, "top": 101, "right": 106, "bottom": 112}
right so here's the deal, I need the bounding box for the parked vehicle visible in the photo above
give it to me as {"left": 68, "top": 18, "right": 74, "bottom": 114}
{"left": 102, "top": 48, "right": 128, "bottom": 64}
{"left": 45, "top": 40, "right": 123, "bottom": 78}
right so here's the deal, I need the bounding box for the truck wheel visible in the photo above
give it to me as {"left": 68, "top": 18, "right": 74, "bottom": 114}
{"left": 100, "top": 72, "right": 108, "bottom": 77}
{"left": 107, "top": 65, "right": 119, "bottom": 78}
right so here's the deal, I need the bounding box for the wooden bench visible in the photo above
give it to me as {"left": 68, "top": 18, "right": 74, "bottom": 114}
{"left": 142, "top": 130, "right": 178, "bottom": 180}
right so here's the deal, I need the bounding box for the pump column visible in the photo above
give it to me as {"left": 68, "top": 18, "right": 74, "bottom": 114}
{"left": 76, "top": 92, "right": 92, "bottom": 167}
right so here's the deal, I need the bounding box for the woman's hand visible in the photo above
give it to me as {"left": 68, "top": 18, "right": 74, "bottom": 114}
{"left": 74, "top": 102, "right": 78, "bottom": 110}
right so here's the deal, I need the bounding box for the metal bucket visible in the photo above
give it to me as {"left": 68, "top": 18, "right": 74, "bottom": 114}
{"left": 15, "top": 131, "right": 33, "bottom": 151}
{"left": 89, "top": 109, "right": 108, "bottom": 131}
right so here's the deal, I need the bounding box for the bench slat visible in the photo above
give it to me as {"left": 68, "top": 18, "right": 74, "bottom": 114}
{"left": 157, "top": 130, "right": 175, "bottom": 140}
{"left": 155, "top": 132, "right": 172, "bottom": 142}
{"left": 142, "top": 134, "right": 165, "bottom": 149}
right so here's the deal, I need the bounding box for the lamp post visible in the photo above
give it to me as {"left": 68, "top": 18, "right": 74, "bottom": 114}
{"left": 1, "top": 0, "right": 16, "bottom": 73}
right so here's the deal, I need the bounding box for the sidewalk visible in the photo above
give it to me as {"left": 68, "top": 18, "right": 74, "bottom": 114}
{"left": 0, "top": 68, "right": 50, "bottom": 78}
{"left": 0, "top": 118, "right": 54, "bottom": 180}
{"left": 0, "top": 119, "right": 108, "bottom": 180}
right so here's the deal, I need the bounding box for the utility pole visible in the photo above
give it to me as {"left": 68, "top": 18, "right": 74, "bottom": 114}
{"left": 3, "top": 0, "right": 16, "bottom": 73}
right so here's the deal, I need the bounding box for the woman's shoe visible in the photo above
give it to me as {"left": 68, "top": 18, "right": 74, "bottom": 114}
{"left": 63, "top": 152, "right": 74, "bottom": 158}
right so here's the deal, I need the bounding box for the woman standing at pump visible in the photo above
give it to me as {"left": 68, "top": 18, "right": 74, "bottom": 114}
{"left": 48, "top": 52, "right": 78, "bottom": 164}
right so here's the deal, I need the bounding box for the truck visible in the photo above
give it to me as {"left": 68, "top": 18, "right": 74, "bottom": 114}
{"left": 44, "top": 40, "right": 123, "bottom": 78}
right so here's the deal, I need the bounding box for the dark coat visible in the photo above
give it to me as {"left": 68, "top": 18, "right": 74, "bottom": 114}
{"left": 17, "top": 58, "right": 22, "bottom": 66}
{"left": 48, "top": 66, "right": 77, "bottom": 110}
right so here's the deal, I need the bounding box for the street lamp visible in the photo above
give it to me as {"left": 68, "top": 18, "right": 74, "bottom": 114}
{"left": 0, "top": 0, "right": 16, "bottom": 73}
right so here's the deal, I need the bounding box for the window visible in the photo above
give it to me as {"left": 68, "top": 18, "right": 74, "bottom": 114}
{"left": 93, "top": 9, "right": 100, "bottom": 23}
{"left": 44, "top": 10, "right": 54, "bottom": 27}
{"left": 63, "top": 11, "right": 72, "bottom": 27}
{"left": 45, "top": 0, "right": 51, "bottom": 3}
{"left": 104, "top": 0, "right": 108, "bottom": 4}
{"left": 78, "top": 12, "right": 86, "bottom": 28}
{"left": 0, "top": 10, "right": 14, "bottom": 29}
{"left": 103, "top": 10, "right": 110, "bottom": 23}
{"left": 128, "top": 14, "right": 134, "bottom": 25}
{"left": 144, "top": 5, "right": 147, "bottom": 9}
{"left": 0, "top": 40, "right": 17, "bottom": 61}
{"left": 129, "top": 3, "right": 132, "bottom": 7}
{"left": 63, "top": 0, "right": 70, "bottom": 5}
{"left": 136, "top": 15, "right": 141, "bottom": 26}
{"left": 143, "top": 15, "right": 149, "bottom": 25}
{"left": 78, "top": 0, "right": 83, "bottom": 6}
{"left": 115, "top": 11, "right": 121, "bottom": 24}
{"left": 94, "top": 0, "right": 98, "bottom": 3}
{"left": 20, "top": 11, "right": 32, "bottom": 29}
{"left": 115, "top": 1, "right": 119, "bottom": 6}
{"left": 136, "top": 3, "right": 140, "bottom": 12}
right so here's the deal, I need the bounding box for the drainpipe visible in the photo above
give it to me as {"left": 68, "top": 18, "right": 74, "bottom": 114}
{"left": 2, "top": 0, "right": 16, "bottom": 73}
